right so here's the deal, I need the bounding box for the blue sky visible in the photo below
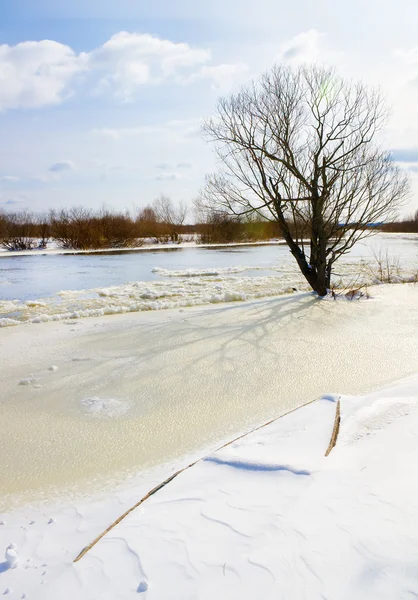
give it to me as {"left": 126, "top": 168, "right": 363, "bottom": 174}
{"left": 0, "top": 0, "right": 418, "bottom": 216}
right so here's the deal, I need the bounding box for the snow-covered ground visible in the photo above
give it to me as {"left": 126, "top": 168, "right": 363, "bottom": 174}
{"left": 2, "top": 370, "right": 418, "bottom": 598}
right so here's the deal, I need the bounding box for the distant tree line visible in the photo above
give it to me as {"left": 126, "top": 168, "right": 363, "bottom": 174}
{"left": 0, "top": 196, "right": 285, "bottom": 251}
{"left": 0, "top": 198, "right": 416, "bottom": 252}
{"left": 379, "top": 209, "right": 418, "bottom": 233}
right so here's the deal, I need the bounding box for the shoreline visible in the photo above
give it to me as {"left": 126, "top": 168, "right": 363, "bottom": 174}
{"left": 1, "top": 231, "right": 417, "bottom": 259}
{"left": 0, "top": 239, "right": 287, "bottom": 259}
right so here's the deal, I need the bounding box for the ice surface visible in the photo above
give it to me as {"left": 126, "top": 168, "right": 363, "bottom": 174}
{"left": 80, "top": 397, "right": 131, "bottom": 418}
{"left": 1, "top": 284, "right": 418, "bottom": 509}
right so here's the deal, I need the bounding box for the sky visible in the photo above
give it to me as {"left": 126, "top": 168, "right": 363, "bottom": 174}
{"left": 0, "top": 0, "right": 418, "bottom": 217}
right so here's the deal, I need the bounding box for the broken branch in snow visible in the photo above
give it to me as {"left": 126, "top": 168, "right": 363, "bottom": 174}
{"left": 73, "top": 397, "right": 320, "bottom": 563}
{"left": 325, "top": 400, "right": 341, "bottom": 457}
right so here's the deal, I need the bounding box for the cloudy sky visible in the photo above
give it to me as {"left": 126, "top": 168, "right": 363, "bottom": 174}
{"left": 1, "top": 0, "right": 418, "bottom": 216}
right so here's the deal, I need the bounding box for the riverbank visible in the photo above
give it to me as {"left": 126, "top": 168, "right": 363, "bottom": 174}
{"left": 1, "top": 231, "right": 417, "bottom": 259}
{"left": 0, "top": 239, "right": 287, "bottom": 259}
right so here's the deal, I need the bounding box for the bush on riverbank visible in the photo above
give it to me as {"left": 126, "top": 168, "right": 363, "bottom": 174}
{"left": 2, "top": 204, "right": 417, "bottom": 252}
{"left": 380, "top": 210, "right": 418, "bottom": 233}
{"left": 0, "top": 203, "right": 193, "bottom": 251}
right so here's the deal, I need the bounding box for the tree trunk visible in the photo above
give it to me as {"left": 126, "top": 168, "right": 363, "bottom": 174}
{"left": 275, "top": 200, "right": 329, "bottom": 296}
{"left": 309, "top": 192, "right": 328, "bottom": 297}
{"left": 314, "top": 262, "right": 328, "bottom": 297}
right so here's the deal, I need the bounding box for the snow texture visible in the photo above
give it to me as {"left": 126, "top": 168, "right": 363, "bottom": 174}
{"left": 2, "top": 375, "right": 418, "bottom": 598}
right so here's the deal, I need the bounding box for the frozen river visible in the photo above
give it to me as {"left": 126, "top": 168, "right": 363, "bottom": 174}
{"left": 0, "top": 233, "right": 417, "bottom": 302}
{"left": 1, "top": 233, "right": 417, "bottom": 326}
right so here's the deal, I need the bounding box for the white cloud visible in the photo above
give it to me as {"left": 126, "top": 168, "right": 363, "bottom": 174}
{"left": 186, "top": 63, "right": 249, "bottom": 91}
{"left": 396, "top": 46, "right": 418, "bottom": 66}
{"left": 156, "top": 172, "right": 181, "bottom": 181}
{"left": 0, "top": 33, "right": 247, "bottom": 108}
{"left": 87, "top": 32, "right": 211, "bottom": 100}
{"left": 0, "top": 40, "right": 85, "bottom": 110}
{"left": 395, "top": 45, "right": 418, "bottom": 87}
{"left": 2, "top": 198, "right": 21, "bottom": 206}
{"left": 155, "top": 161, "right": 193, "bottom": 171}
{"left": 92, "top": 128, "right": 122, "bottom": 140}
{"left": 49, "top": 160, "right": 75, "bottom": 172}
{"left": 92, "top": 118, "right": 202, "bottom": 140}
{"left": 0, "top": 176, "right": 19, "bottom": 183}
{"left": 277, "top": 29, "right": 324, "bottom": 64}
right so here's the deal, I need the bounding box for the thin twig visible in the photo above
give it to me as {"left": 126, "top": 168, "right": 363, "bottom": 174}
{"left": 325, "top": 400, "right": 341, "bottom": 457}
{"left": 74, "top": 395, "right": 324, "bottom": 563}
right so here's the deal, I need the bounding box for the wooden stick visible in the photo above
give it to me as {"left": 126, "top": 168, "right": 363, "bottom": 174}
{"left": 325, "top": 400, "right": 341, "bottom": 457}
{"left": 74, "top": 396, "right": 320, "bottom": 563}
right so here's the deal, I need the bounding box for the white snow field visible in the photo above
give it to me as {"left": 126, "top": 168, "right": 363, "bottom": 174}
{"left": 2, "top": 370, "right": 418, "bottom": 598}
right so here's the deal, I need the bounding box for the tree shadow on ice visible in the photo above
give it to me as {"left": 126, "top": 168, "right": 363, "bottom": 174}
{"left": 178, "top": 293, "right": 323, "bottom": 367}
{"left": 74, "top": 292, "right": 333, "bottom": 390}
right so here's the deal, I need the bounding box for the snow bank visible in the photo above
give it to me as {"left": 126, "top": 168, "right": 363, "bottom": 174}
{"left": 2, "top": 374, "right": 418, "bottom": 599}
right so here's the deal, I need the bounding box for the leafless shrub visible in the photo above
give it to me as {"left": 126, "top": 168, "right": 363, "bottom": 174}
{"left": 153, "top": 195, "right": 187, "bottom": 242}
{"left": 381, "top": 209, "right": 418, "bottom": 233}
{"left": 50, "top": 207, "right": 140, "bottom": 250}
{"left": 0, "top": 210, "right": 37, "bottom": 250}
{"left": 50, "top": 207, "right": 95, "bottom": 249}
{"left": 194, "top": 196, "right": 282, "bottom": 243}
{"left": 367, "top": 249, "right": 402, "bottom": 283}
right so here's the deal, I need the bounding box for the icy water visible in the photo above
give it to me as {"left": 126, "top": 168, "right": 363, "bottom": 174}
{"left": 1, "top": 233, "right": 417, "bottom": 303}
{"left": 1, "top": 234, "right": 418, "bottom": 327}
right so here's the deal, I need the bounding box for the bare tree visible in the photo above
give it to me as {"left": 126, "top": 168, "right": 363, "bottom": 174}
{"left": 0, "top": 210, "right": 37, "bottom": 250}
{"left": 153, "top": 194, "right": 187, "bottom": 242}
{"left": 49, "top": 207, "right": 94, "bottom": 249}
{"left": 203, "top": 65, "right": 409, "bottom": 296}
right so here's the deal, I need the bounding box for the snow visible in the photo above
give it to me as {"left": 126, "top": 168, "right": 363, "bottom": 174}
{"left": 1, "top": 283, "right": 418, "bottom": 509}
{"left": 80, "top": 397, "right": 131, "bottom": 418}
{"left": 2, "top": 373, "right": 418, "bottom": 598}
{"left": 4, "top": 544, "right": 18, "bottom": 569}
{"left": 152, "top": 265, "right": 270, "bottom": 277}
{"left": 1, "top": 258, "right": 416, "bottom": 328}
{"left": 1, "top": 277, "right": 418, "bottom": 598}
